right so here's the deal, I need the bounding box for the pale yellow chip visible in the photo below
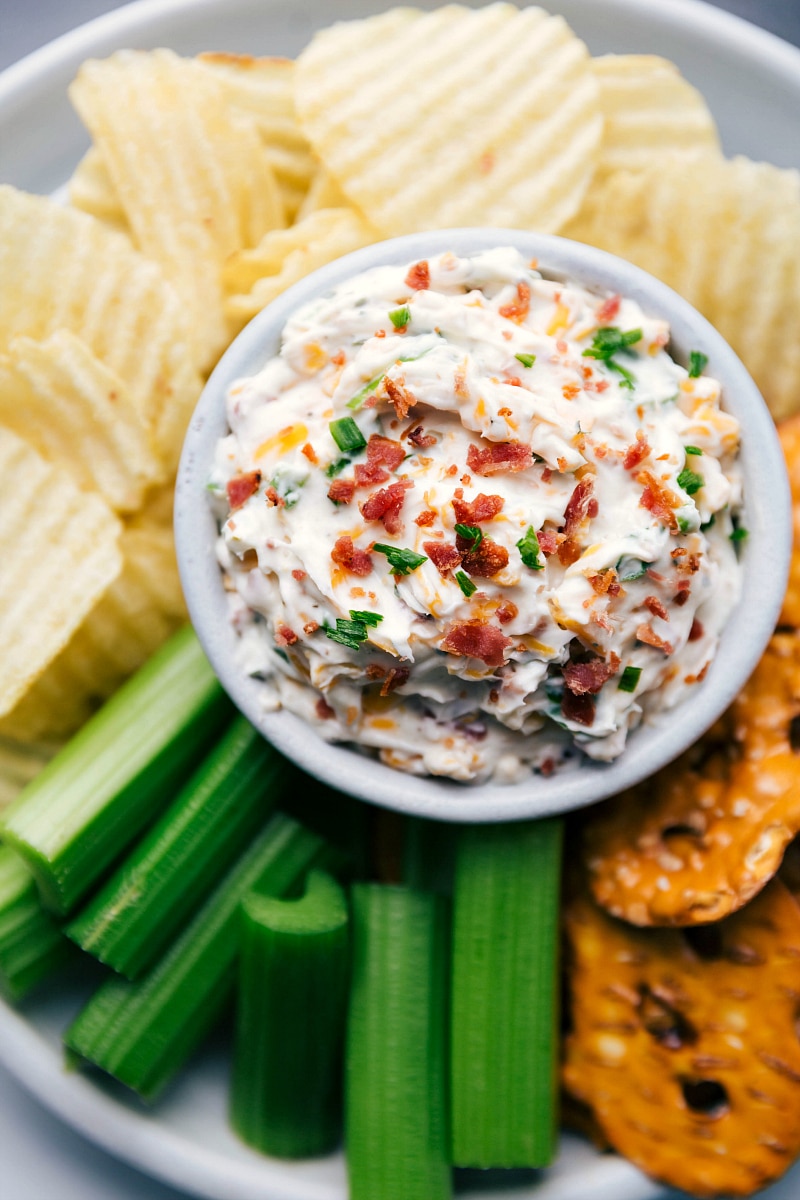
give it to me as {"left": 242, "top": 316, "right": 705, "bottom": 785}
{"left": 68, "top": 146, "right": 129, "bottom": 232}
{"left": 224, "top": 206, "right": 378, "bottom": 335}
{"left": 566, "top": 154, "right": 800, "bottom": 421}
{"left": 0, "top": 523, "right": 187, "bottom": 742}
{"left": 0, "top": 185, "right": 201, "bottom": 472}
{"left": 0, "top": 737, "right": 60, "bottom": 810}
{"left": 69, "top": 49, "right": 286, "bottom": 372}
{"left": 0, "top": 428, "right": 122, "bottom": 720}
{"left": 295, "top": 4, "right": 603, "bottom": 236}
{"left": 593, "top": 55, "right": 721, "bottom": 175}
{"left": 0, "top": 331, "right": 163, "bottom": 513}
{"left": 296, "top": 168, "right": 349, "bottom": 221}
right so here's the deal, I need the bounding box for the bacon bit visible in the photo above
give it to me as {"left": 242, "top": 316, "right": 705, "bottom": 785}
{"left": 499, "top": 281, "right": 531, "bottom": 323}
{"left": 441, "top": 620, "right": 512, "bottom": 668}
{"left": 275, "top": 625, "right": 298, "bottom": 647}
{"left": 562, "top": 383, "right": 580, "bottom": 401}
{"left": 226, "top": 470, "right": 261, "bottom": 510}
{"left": 636, "top": 623, "right": 674, "bottom": 655}
{"left": 360, "top": 479, "right": 413, "bottom": 535}
{"left": 561, "top": 690, "right": 595, "bottom": 727}
{"left": 415, "top": 510, "right": 436, "bottom": 527}
{"left": 446, "top": 464, "right": 459, "bottom": 476}
{"left": 454, "top": 367, "right": 469, "bottom": 399}
{"left": 406, "top": 425, "right": 436, "bottom": 449}
{"left": 404, "top": 260, "right": 430, "bottom": 290}
{"left": 466, "top": 441, "right": 533, "bottom": 476}
{"left": 676, "top": 552, "right": 701, "bottom": 575}
{"left": 489, "top": 688, "right": 500, "bottom": 703}
{"left": 506, "top": 375, "right": 523, "bottom": 388}
{"left": 380, "top": 667, "right": 410, "bottom": 697}
{"left": 301, "top": 443, "right": 318, "bottom": 465}
{"left": 328, "top": 477, "right": 356, "bottom": 504}
{"left": 498, "top": 406, "right": 513, "bottom": 418}
{"left": 354, "top": 462, "right": 390, "bottom": 488}
{"left": 644, "top": 595, "right": 669, "bottom": 622}
{"left": 595, "top": 379, "right": 610, "bottom": 393}
{"left": 597, "top": 293, "right": 622, "bottom": 323}
{"left": 304, "top": 620, "right": 320, "bottom": 635}
{"left": 674, "top": 587, "right": 691, "bottom": 607}
{"left": 541, "top": 467, "right": 553, "bottom": 484}
{"left": 589, "top": 569, "right": 621, "bottom": 598}
{"left": 330, "top": 350, "right": 346, "bottom": 367}
{"left": 316, "top": 697, "right": 336, "bottom": 720}
{"left": 265, "top": 485, "right": 282, "bottom": 507}
{"left": 637, "top": 469, "right": 679, "bottom": 530}
{"left": 557, "top": 477, "right": 595, "bottom": 565}
{"left": 383, "top": 377, "right": 417, "bottom": 420}
{"left": 424, "top": 541, "right": 462, "bottom": 576}
{"left": 365, "top": 434, "right": 405, "bottom": 471}
{"left": 331, "top": 535, "right": 372, "bottom": 577}
{"left": 452, "top": 492, "right": 505, "bottom": 524}
{"left": 365, "top": 663, "right": 387, "bottom": 681}
{"left": 671, "top": 547, "right": 688, "bottom": 559}
{"left": 291, "top": 569, "right": 306, "bottom": 581}
{"left": 563, "top": 653, "right": 620, "bottom": 696}
{"left": 496, "top": 600, "right": 518, "bottom": 625}
{"left": 538, "top": 529, "right": 558, "bottom": 556}
{"left": 623, "top": 432, "right": 650, "bottom": 471}
{"left": 587, "top": 498, "right": 599, "bottom": 519}
{"left": 689, "top": 618, "right": 705, "bottom": 642}
{"left": 457, "top": 532, "right": 509, "bottom": 578}
{"left": 374, "top": 328, "right": 386, "bottom": 338}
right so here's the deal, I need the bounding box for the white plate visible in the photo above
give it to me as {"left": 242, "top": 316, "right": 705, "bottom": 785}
{"left": 1, "top": 1, "right": 799, "bottom": 1198}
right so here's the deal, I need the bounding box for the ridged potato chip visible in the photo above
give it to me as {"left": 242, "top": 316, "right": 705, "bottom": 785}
{"left": 70, "top": 49, "right": 286, "bottom": 371}
{"left": 296, "top": 168, "right": 349, "bottom": 221}
{"left": 0, "top": 185, "right": 201, "bottom": 471}
{"left": 68, "top": 146, "right": 128, "bottom": 232}
{"left": 565, "top": 155, "right": 800, "bottom": 421}
{"left": 0, "top": 428, "right": 122, "bottom": 720}
{"left": 295, "top": 4, "right": 603, "bottom": 236}
{"left": 0, "top": 331, "right": 163, "bottom": 513}
{"left": 224, "top": 206, "right": 377, "bottom": 334}
{"left": 593, "top": 55, "right": 720, "bottom": 175}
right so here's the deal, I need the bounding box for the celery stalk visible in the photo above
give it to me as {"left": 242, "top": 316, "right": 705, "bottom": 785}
{"left": 451, "top": 819, "right": 563, "bottom": 1168}
{"left": 67, "top": 716, "right": 288, "bottom": 978}
{"left": 231, "top": 869, "right": 349, "bottom": 1157}
{"left": 347, "top": 884, "right": 451, "bottom": 1200}
{"left": 64, "top": 813, "right": 326, "bottom": 1102}
{"left": 3, "top": 627, "right": 232, "bottom": 915}
{"left": 0, "top": 847, "right": 72, "bottom": 1002}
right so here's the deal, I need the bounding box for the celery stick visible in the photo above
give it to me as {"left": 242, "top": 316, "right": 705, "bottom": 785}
{"left": 0, "top": 847, "right": 72, "bottom": 1002}
{"left": 231, "top": 869, "right": 349, "bottom": 1157}
{"left": 64, "top": 813, "right": 325, "bottom": 1102}
{"left": 67, "top": 716, "right": 288, "bottom": 978}
{"left": 2, "top": 627, "right": 232, "bottom": 915}
{"left": 451, "top": 819, "right": 563, "bottom": 1168}
{"left": 347, "top": 884, "right": 451, "bottom": 1200}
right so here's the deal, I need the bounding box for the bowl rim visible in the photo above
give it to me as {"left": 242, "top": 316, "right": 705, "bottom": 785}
{"left": 175, "top": 228, "right": 790, "bottom": 823}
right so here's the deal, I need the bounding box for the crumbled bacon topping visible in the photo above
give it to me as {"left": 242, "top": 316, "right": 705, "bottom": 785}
{"left": 636, "top": 623, "right": 674, "bottom": 654}
{"left": 563, "top": 652, "right": 620, "bottom": 696}
{"left": 380, "top": 667, "right": 410, "bottom": 696}
{"left": 331, "top": 535, "right": 372, "bottom": 576}
{"left": 637, "top": 469, "right": 679, "bottom": 530}
{"left": 689, "top": 617, "right": 705, "bottom": 642}
{"left": 424, "top": 541, "right": 462, "bottom": 576}
{"left": 499, "top": 281, "right": 531, "bottom": 323}
{"left": 558, "top": 477, "right": 596, "bottom": 565}
{"left": 441, "top": 620, "right": 512, "bottom": 668}
{"left": 623, "top": 432, "right": 650, "bottom": 471}
{"left": 406, "top": 425, "right": 436, "bottom": 448}
{"left": 404, "top": 260, "right": 430, "bottom": 290}
{"left": 457, "top": 532, "right": 509, "bottom": 578}
{"left": 452, "top": 492, "right": 505, "bottom": 524}
{"left": 275, "top": 625, "right": 298, "bottom": 647}
{"left": 360, "top": 479, "right": 413, "bottom": 535}
{"left": 596, "top": 293, "right": 621, "bottom": 323}
{"left": 415, "top": 509, "right": 436, "bottom": 527}
{"left": 537, "top": 529, "right": 559, "bottom": 556}
{"left": 496, "top": 600, "right": 518, "bottom": 625}
{"left": 354, "top": 462, "right": 390, "bottom": 488}
{"left": 304, "top": 621, "right": 319, "bottom": 635}
{"left": 328, "top": 478, "right": 356, "bottom": 504}
{"left": 383, "top": 376, "right": 417, "bottom": 420}
{"left": 265, "top": 485, "right": 282, "bottom": 507}
{"left": 644, "top": 595, "right": 669, "bottom": 622}
{"left": 466, "top": 441, "right": 533, "bottom": 476}
{"left": 589, "top": 569, "right": 621, "bottom": 598}
{"left": 291, "top": 569, "right": 306, "bottom": 581}
{"left": 301, "top": 443, "right": 318, "bottom": 465}
{"left": 367, "top": 433, "right": 406, "bottom": 472}
{"left": 315, "top": 697, "right": 336, "bottom": 720}
{"left": 226, "top": 470, "right": 261, "bottom": 510}
{"left": 561, "top": 690, "right": 595, "bottom": 727}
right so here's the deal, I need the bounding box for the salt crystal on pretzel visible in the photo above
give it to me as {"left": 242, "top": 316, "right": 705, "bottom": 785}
{"left": 584, "top": 631, "right": 800, "bottom": 924}
{"left": 563, "top": 880, "right": 800, "bottom": 1198}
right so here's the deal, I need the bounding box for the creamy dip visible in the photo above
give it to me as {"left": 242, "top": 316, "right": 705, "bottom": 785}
{"left": 210, "top": 249, "right": 743, "bottom": 784}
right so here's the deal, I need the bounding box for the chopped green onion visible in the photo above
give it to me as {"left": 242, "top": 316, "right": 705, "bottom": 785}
{"left": 454, "top": 523, "right": 482, "bottom": 548}
{"left": 517, "top": 526, "right": 544, "bottom": 571}
{"left": 347, "top": 372, "right": 385, "bottom": 411}
{"left": 0, "top": 848, "right": 72, "bottom": 1002}
{"left": 389, "top": 306, "right": 410, "bottom": 330}
{"left": 677, "top": 514, "right": 692, "bottom": 534}
{"left": 515, "top": 353, "right": 536, "bottom": 368}
{"left": 677, "top": 467, "right": 704, "bottom": 496}
{"left": 618, "top": 665, "right": 642, "bottom": 693}
{"left": 325, "top": 456, "right": 351, "bottom": 479}
{"left": 730, "top": 525, "right": 748, "bottom": 544}
{"left": 700, "top": 513, "right": 716, "bottom": 532}
{"left": 372, "top": 544, "right": 427, "bottom": 575}
{"left": 582, "top": 326, "right": 642, "bottom": 390}
{"left": 616, "top": 556, "right": 648, "bottom": 582}
{"left": 349, "top": 610, "right": 383, "bottom": 627}
{"left": 329, "top": 417, "right": 366, "bottom": 454}
{"left": 455, "top": 571, "right": 477, "bottom": 598}
{"left": 326, "top": 618, "right": 370, "bottom": 650}
{"left": 688, "top": 350, "right": 708, "bottom": 378}
{"left": 684, "top": 445, "right": 703, "bottom": 456}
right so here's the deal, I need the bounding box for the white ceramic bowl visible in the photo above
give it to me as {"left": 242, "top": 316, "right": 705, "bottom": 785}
{"left": 175, "top": 228, "right": 790, "bottom": 823}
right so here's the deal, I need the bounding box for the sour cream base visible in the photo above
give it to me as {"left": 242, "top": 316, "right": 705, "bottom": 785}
{"left": 210, "top": 249, "right": 743, "bottom": 784}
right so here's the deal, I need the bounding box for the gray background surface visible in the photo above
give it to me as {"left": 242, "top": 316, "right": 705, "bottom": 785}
{"left": 0, "top": 0, "right": 799, "bottom": 1198}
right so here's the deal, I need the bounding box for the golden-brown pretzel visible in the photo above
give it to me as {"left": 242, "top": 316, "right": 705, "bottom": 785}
{"left": 779, "top": 414, "right": 800, "bottom": 629}
{"left": 563, "top": 879, "right": 800, "bottom": 1198}
{"left": 584, "top": 631, "right": 800, "bottom": 924}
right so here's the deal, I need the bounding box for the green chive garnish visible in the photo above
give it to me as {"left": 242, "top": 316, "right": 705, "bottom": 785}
{"left": 454, "top": 523, "right": 482, "bottom": 549}
{"left": 455, "top": 571, "right": 477, "bottom": 598}
{"left": 618, "top": 666, "right": 642, "bottom": 693}
{"left": 677, "top": 514, "right": 692, "bottom": 534}
{"left": 582, "top": 326, "right": 642, "bottom": 389}
{"left": 347, "top": 372, "right": 385, "bottom": 411}
{"left": 389, "top": 306, "right": 410, "bottom": 330}
{"left": 684, "top": 445, "right": 703, "bottom": 456}
{"left": 329, "top": 417, "right": 366, "bottom": 454}
{"left": 350, "top": 610, "right": 383, "bottom": 627}
{"left": 616, "top": 556, "right": 647, "bottom": 582}
{"left": 325, "top": 457, "right": 351, "bottom": 479}
{"left": 688, "top": 351, "right": 708, "bottom": 378}
{"left": 515, "top": 353, "right": 536, "bottom": 368}
{"left": 517, "top": 526, "right": 544, "bottom": 571}
{"left": 730, "top": 526, "right": 748, "bottom": 544}
{"left": 372, "top": 544, "right": 428, "bottom": 576}
{"left": 325, "top": 618, "right": 370, "bottom": 650}
{"left": 677, "top": 467, "right": 703, "bottom": 496}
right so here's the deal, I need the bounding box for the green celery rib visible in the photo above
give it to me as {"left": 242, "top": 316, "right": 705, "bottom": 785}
{"left": 451, "top": 819, "right": 563, "bottom": 1168}
{"left": 66, "top": 716, "right": 288, "bottom": 979}
{"left": 347, "top": 884, "right": 451, "bottom": 1200}
{"left": 2, "top": 626, "right": 232, "bottom": 915}
{"left": 0, "top": 847, "right": 72, "bottom": 1002}
{"left": 231, "top": 869, "right": 349, "bottom": 1157}
{"left": 64, "top": 813, "right": 326, "bottom": 1102}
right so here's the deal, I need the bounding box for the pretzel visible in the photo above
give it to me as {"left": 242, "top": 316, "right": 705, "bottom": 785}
{"left": 563, "top": 879, "right": 800, "bottom": 1198}
{"left": 779, "top": 414, "right": 800, "bottom": 629}
{"left": 584, "top": 631, "right": 800, "bottom": 924}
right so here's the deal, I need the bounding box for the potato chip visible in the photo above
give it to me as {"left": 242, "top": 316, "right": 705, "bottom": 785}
{"left": 0, "top": 428, "right": 122, "bottom": 720}
{"left": 296, "top": 168, "right": 349, "bottom": 221}
{"left": 592, "top": 55, "right": 720, "bottom": 175}
{"left": 70, "top": 49, "right": 286, "bottom": 372}
{"left": 0, "top": 185, "right": 201, "bottom": 471}
{"left": 68, "top": 146, "right": 128, "bottom": 232}
{"left": 294, "top": 4, "right": 603, "bottom": 236}
{"left": 0, "top": 523, "right": 186, "bottom": 742}
{"left": 566, "top": 155, "right": 800, "bottom": 421}
{"left": 224, "top": 206, "right": 378, "bottom": 335}
{"left": 0, "top": 331, "right": 163, "bottom": 513}
{"left": 0, "top": 736, "right": 60, "bottom": 810}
